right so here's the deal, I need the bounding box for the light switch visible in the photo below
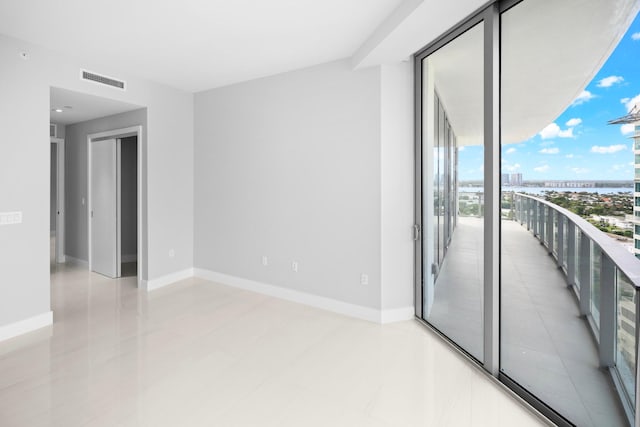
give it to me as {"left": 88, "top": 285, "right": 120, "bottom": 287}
{"left": 0, "top": 211, "right": 22, "bottom": 225}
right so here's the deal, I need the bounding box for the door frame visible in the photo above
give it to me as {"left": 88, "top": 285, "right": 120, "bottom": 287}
{"left": 87, "top": 126, "right": 144, "bottom": 286}
{"left": 51, "top": 137, "right": 65, "bottom": 264}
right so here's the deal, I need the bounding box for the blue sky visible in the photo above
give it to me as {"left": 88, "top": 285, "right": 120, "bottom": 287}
{"left": 461, "top": 12, "right": 640, "bottom": 182}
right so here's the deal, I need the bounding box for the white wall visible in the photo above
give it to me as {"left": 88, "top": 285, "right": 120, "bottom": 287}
{"left": 380, "top": 61, "right": 414, "bottom": 316}
{"left": 65, "top": 110, "right": 146, "bottom": 262}
{"left": 0, "top": 34, "right": 193, "bottom": 332}
{"left": 194, "top": 59, "right": 383, "bottom": 310}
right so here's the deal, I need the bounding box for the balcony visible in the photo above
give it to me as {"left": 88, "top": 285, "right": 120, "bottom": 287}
{"left": 510, "top": 193, "right": 638, "bottom": 426}
{"left": 429, "top": 192, "right": 638, "bottom": 426}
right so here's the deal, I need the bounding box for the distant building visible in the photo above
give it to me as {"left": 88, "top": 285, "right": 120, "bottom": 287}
{"left": 501, "top": 173, "right": 510, "bottom": 186}
{"left": 609, "top": 109, "right": 640, "bottom": 259}
{"left": 510, "top": 173, "right": 523, "bottom": 186}
{"left": 634, "top": 125, "right": 640, "bottom": 259}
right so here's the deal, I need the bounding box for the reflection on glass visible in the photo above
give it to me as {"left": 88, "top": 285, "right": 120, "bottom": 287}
{"left": 422, "top": 22, "right": 484, "bottom": 361}
{"left": 592, "top": 244, "right": 602, "bottom": 326}
{"left": 562, "top": 217, "right": 568, "bottom": 269}
{"left": 575, "top": 230, "right": 581, "bottom": 288}
{"left": 616, "top": 271, "right": 636, "bottom": 404}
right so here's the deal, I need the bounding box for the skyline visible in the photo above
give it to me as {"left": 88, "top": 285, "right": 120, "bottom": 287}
{"left": 460, "top": 11, "right": 640, "bottom": 181}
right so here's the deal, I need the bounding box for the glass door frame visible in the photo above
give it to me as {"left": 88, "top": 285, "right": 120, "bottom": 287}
{"left": 412, "top": 0, "right": 605, "bottom": 425}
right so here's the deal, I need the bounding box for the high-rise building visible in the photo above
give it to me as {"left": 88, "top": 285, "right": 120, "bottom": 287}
{"left": 510, "top": 173, "right": 523, "bottom": 186}
{"left": 634, "top": 126, "right": 640, "bottom": 259}
{"left": 501, "top": 173, "right": 510, "bottom": 185}
{"left": 609, "top": 109, "right": 640, "bottom": 259}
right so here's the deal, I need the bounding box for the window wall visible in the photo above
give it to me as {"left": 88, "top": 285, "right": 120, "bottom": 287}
{"left": 415, "top": 0, "right": 640, "bottom": 426}
{"left": 418, "top": 21, "right": 485, "bottom": 362}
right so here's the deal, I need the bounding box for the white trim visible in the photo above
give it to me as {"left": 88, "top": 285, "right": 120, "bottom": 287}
{"left": 0, "top": 311, "right": 53, "bottom": 342}
{"left": 380, "top": 306, "right": 415, "bottom": 323}
{"left": 116, "top": 139, "right": 122, "bottom": 278}
{"left": 122, "top": 254, "right": 138, "bottom": 263}
{"left": 88, "top": 126, "right": 144, "bottom": 286}
{"left": 51, "top": 137, "right": 65, "bottom": 264}
{"left": 65, "top": 255, "right": 88, "bottom": 268}
{"left": 193, "top": 269, "right": 400, "bottom": 324}
{"left": 141, "top": 268, "right": 194, "bottom": 291}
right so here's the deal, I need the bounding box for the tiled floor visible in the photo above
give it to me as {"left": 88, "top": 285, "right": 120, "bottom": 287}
{"left": 0, "top": 260, "right": 548, "bottom": 426}
{"left": 427, "top": 217, "right": 628, "bottom": 426}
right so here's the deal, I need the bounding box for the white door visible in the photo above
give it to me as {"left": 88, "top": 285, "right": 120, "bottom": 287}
{"left": 91, "top": 139, "right": 121, "bottom": 278}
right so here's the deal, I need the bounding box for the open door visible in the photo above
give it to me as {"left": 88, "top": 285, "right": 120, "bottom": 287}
{"left": 90, "top": 139, "right": 121, "bottom": 278}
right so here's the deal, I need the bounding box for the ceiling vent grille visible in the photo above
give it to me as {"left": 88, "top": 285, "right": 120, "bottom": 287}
{"left": 81, "top": 70, "right": 126, "bottom": 90}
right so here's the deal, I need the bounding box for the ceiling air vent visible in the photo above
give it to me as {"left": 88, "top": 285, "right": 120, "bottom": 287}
{"left": 81, "top": 69, "right": 126, "bottom": 90}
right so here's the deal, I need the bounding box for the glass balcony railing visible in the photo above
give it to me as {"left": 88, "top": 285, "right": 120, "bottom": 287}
{"left": 513, "top": 192, "right": 639, "bottom": 419}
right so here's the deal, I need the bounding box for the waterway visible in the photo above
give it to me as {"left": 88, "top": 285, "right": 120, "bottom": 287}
{"left": 459, "top": 186, "right": 633, "bottom": 195}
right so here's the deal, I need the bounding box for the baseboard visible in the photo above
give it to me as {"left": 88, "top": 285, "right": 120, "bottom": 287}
{"left": 194, "top": 268, "right": 410, "bottom": 324}
{"left": 0, "top": 311, "right": 53, "bottom": 342}
{"left": 380, "top": 306, "right": 415, "bottom": 323}
{"left": 65, "top": 255, "right": 88, "bottom": 268}
{"left": 141, "top": 268, "right": 194, "bottom": 291}
{"left": 122, "top": 254, "right": 137, "bottom": 263}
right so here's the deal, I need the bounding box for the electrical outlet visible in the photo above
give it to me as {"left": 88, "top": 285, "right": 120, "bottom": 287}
{"left": 360, "top": 273, "right": 369, "bottom": 285}
{"left": 292, "top": 261, "right": 298, "bottom": 272}
{"left": 262, "top": 256, "right": 268, "bottom": 266}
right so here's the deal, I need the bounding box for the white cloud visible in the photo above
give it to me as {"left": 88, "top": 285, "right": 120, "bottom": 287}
{"left": 540, "top": 147, "right": 560, "bottom": 154}
{"left": 590, "top": 144, "right": 627, "bottom": 154}
{"left": 622, "top": 94, "right": 640, "bottom": 112}
{"left": 565, "top": 154, "right": 574, "bottom": 159}
{"left": 621, "top": 123, "right": 635, "bottom": 135}
{"left": 458, "top": 146, "right": 465, "bottom": 151}
{"left": 534, "top": 165, "right": 550, "bottom": 173}
{"left": 539, "top": 123, "right": 560, "bottom": 139}
{"left": 540, "top": 140, "right": 555, "bottom": 147}
{"left": 612, "top": 164, "right": 631, "bottom": 171}
{"left": 559, "top": 128, "right": 574, "bottom": 138}
{"left": 539, "top": 123, "right": 574, "bottom": 139}
{"left": 632, "top": 32, "right": 640, "bottom": 40}
{"left": 597, "top": 76, "right": 624, "bottom": 88}
{"left": 565, "top": 118, "right": 582, "bottom": 127}
{"left": 572, "top": 90, "right": 595, "bottom": 106}
{"left": 505, "top": 147, "right": 516, "bottom": 154}
{"left": 570, "top": 167, "right": 589, "bottom": 174}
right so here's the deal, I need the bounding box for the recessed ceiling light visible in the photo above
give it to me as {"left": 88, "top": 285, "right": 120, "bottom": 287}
{"left": 53, "top": 108, "right": 63, "bottom": 113}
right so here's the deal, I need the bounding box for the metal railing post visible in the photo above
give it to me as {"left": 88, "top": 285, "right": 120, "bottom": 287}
{"left": 579, "top": 235, "right": 591, "bottom": 316}
{"left": 537, "top": 202, "right": 543, "bottom": 238}
{"left": 599, "top": 254, "right": 616, "bottom": 367}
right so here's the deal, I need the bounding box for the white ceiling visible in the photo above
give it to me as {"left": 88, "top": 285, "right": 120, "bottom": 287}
{"left": 50, "top": 87, "right": 142, "bottom": 125}
{"left": 428, "top": 0, "right": 640, "bottom": 146}
{"left": 0, "top": 0, "right": 407, "bottom": 93}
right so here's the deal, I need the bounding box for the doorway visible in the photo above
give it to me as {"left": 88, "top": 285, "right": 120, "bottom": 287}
{"left": 88, "top": 126, "right": 143, "bottom": 283}
{"left": 50, "top": 137, "right": 65, "bottom": 265}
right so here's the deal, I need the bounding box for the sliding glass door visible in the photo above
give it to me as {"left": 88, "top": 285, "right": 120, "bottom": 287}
{"left": 418, "top": 21, "right": 485, "bottom": 362}
{"left": 415, "top": 1, "right": 640, "bottom": 425}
